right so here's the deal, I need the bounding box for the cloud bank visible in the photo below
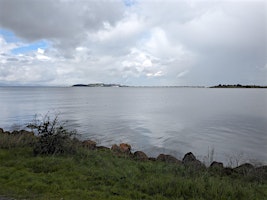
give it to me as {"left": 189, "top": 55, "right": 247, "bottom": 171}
{"left": 0, "top": 0, "right": 266, "bottom": 86}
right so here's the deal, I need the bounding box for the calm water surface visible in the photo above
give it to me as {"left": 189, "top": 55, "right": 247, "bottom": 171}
{"left": 0, "top": 87, "right": 266, "bottom": 164}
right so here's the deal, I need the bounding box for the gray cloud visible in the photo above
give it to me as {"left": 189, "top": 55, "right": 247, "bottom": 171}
{"left": 0, "top": 0, "right": 124, "bottom": 57}
{"left": 0, "top": 0, "right": 124, "bottom": 40}
{"left": 0, "top": 0, "right": 266, "bottom": 86}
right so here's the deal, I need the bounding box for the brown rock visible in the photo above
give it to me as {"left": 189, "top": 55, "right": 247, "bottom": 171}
{"left": 157, "top": 154, "right": 182, "bottom": 164}
{"left": 119, "top": 143, "right": 131, "bottom": 154}
{"left": 111, "top": 144, "right": 120, "bottom": 152}
{"left": 134, "top": 151, "right": 148, "bottom": 161}
{"left": 82, "top": 140, "right": 97, "bottom": 150}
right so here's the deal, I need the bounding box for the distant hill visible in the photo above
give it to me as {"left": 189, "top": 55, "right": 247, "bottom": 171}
{"left": 210, "top": 84, "right": 267, "bottom": 88}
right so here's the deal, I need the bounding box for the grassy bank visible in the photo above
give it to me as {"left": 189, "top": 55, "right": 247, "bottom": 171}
{"left": 1, "top": 147, "right": 266, "bottom": 200}
{"left": 0, "top": 125, "right": 266, "bottom": 199}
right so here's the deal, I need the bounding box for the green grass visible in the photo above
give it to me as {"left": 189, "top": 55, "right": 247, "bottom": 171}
{"left": 0, "top": 146, "right": 266, "bottom": 200}
{"left": 0, "top": 126, "right": 266, "bottom": 200}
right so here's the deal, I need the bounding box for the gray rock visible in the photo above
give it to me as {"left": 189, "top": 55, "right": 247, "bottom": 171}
{"left": 210, "top": 161, "right": 224, "bottom": 169}
{"left": 182, "top": 152, "right": 197, "bottom": 163}
{"left": 182, "top": 152, "right": 205, "bottom": 169}
{"left": 234, "top": 163, "right": 254, "bottom": 175}
{"left": 134, "top": 151, "right": 148, "bottom": 161}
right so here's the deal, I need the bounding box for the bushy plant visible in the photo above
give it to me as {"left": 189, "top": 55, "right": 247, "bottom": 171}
{"left": 27, "top": 113, "right": 77, "bottom": 155}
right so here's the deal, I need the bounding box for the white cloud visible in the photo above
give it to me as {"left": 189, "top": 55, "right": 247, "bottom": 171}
{"left": 0, "top": 0, "right": 266, "bottom": 86}
{"left": 0, "top": 36, "right": 17, "bottom": 55}
{"left": 92, "top": 14, "right": 144, "bottom": 42}
{"left": 36, "top": 48, "right": 51, "bottom": 61}
{"left": 37, "top": 48, "right": 44, "bottom": 54}
{"left": 147, "top": 70, "right": 163, "bottom": 77}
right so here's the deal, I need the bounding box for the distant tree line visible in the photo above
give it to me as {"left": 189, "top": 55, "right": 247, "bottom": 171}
{"left": 210, "top": 84, "right": 267, "bottom": 88}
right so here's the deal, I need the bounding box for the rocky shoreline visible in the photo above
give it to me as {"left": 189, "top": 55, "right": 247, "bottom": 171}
{"left": 1, "top": 128, "right": 267, "bottom": 179}
{"left": 83, "top": 140, "right": 267, "bottom": 178}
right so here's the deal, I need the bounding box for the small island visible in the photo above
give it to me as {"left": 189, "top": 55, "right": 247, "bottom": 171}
{"left": 210, "top": 84, "right": 267, "bottom": 88}
{"left": 72, "top": 83, "right": 127, "bottom": 87}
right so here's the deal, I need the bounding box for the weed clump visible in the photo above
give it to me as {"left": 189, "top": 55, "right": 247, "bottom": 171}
{"left": 27, "top": 113, "right": 78, "bottom": 155}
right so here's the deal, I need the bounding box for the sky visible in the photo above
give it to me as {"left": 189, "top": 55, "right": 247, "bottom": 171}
{"left": 0, "top": 0, "right": 266, "bottom": 86}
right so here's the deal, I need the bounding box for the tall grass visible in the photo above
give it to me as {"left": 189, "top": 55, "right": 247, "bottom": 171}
{"left": 0, "top": 145, "right": 266, "bottom": 200}
{"left": 0, "top": 132, "right": 36, "bottom": 149}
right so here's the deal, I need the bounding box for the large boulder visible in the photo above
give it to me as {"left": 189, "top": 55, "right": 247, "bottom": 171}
{"left": 234, "top": 163, "right": 254, "bottom": 175}
{"left": 210, "top": 161, "right": 224, "bottom": 169}
{"left": 0, "top": 128, "right": 4, "bottom": 134}
{"left": 119, "top": 143, "right": 131, "bottom": 154}
{"left": 157, "top": 154, "right": 182, "bottom": 164}
{"left": 182, "top": 152, "right": 205, "bottom": 169}
{"left": 182, "top": 152, "right": 197, "bottom": 163}
{"left": 82, "top": 140, "right": 97, "bottom": 150}
{"left": 209, "top": 161, "right": 224, "bottom": 174}
{"left": 111, "top": 143, "right": 132, "bottom": 156}
{"left": 134, "top": 151, "right": 148, "bottom": 161}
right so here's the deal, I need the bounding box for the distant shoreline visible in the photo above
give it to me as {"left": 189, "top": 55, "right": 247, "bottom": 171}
{"left": 210, "top": 84, "right": 267, "bottom": 88}
{"left": 72, "top": 84, "right": 205, "bottom": 88}
{"left": 0, "top": 84, "right": 266, "bottom": 88}
{"left": 72, "top": 83, "right": 267, "bottom": 88}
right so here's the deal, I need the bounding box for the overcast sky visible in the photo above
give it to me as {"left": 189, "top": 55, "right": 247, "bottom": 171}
{"left": 0, "top": 0, "right": 266, "bottom": 86}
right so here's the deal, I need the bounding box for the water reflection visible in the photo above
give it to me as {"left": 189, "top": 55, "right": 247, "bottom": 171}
{"left": 0, "top": 87, "right": 266, "bottom": 164}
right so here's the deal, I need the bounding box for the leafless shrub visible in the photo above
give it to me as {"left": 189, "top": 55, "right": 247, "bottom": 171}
{"left": 27, "top": 112, "right": 77, "bottom": 155}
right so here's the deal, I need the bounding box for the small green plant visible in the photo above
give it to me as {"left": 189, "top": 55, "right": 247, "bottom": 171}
{"left": 27, "top": 113, "right": 77, "bottom": 155}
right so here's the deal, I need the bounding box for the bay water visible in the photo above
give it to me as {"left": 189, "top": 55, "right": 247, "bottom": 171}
{"left": 0, "top": 87, "right": 266, "bottom": 165}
